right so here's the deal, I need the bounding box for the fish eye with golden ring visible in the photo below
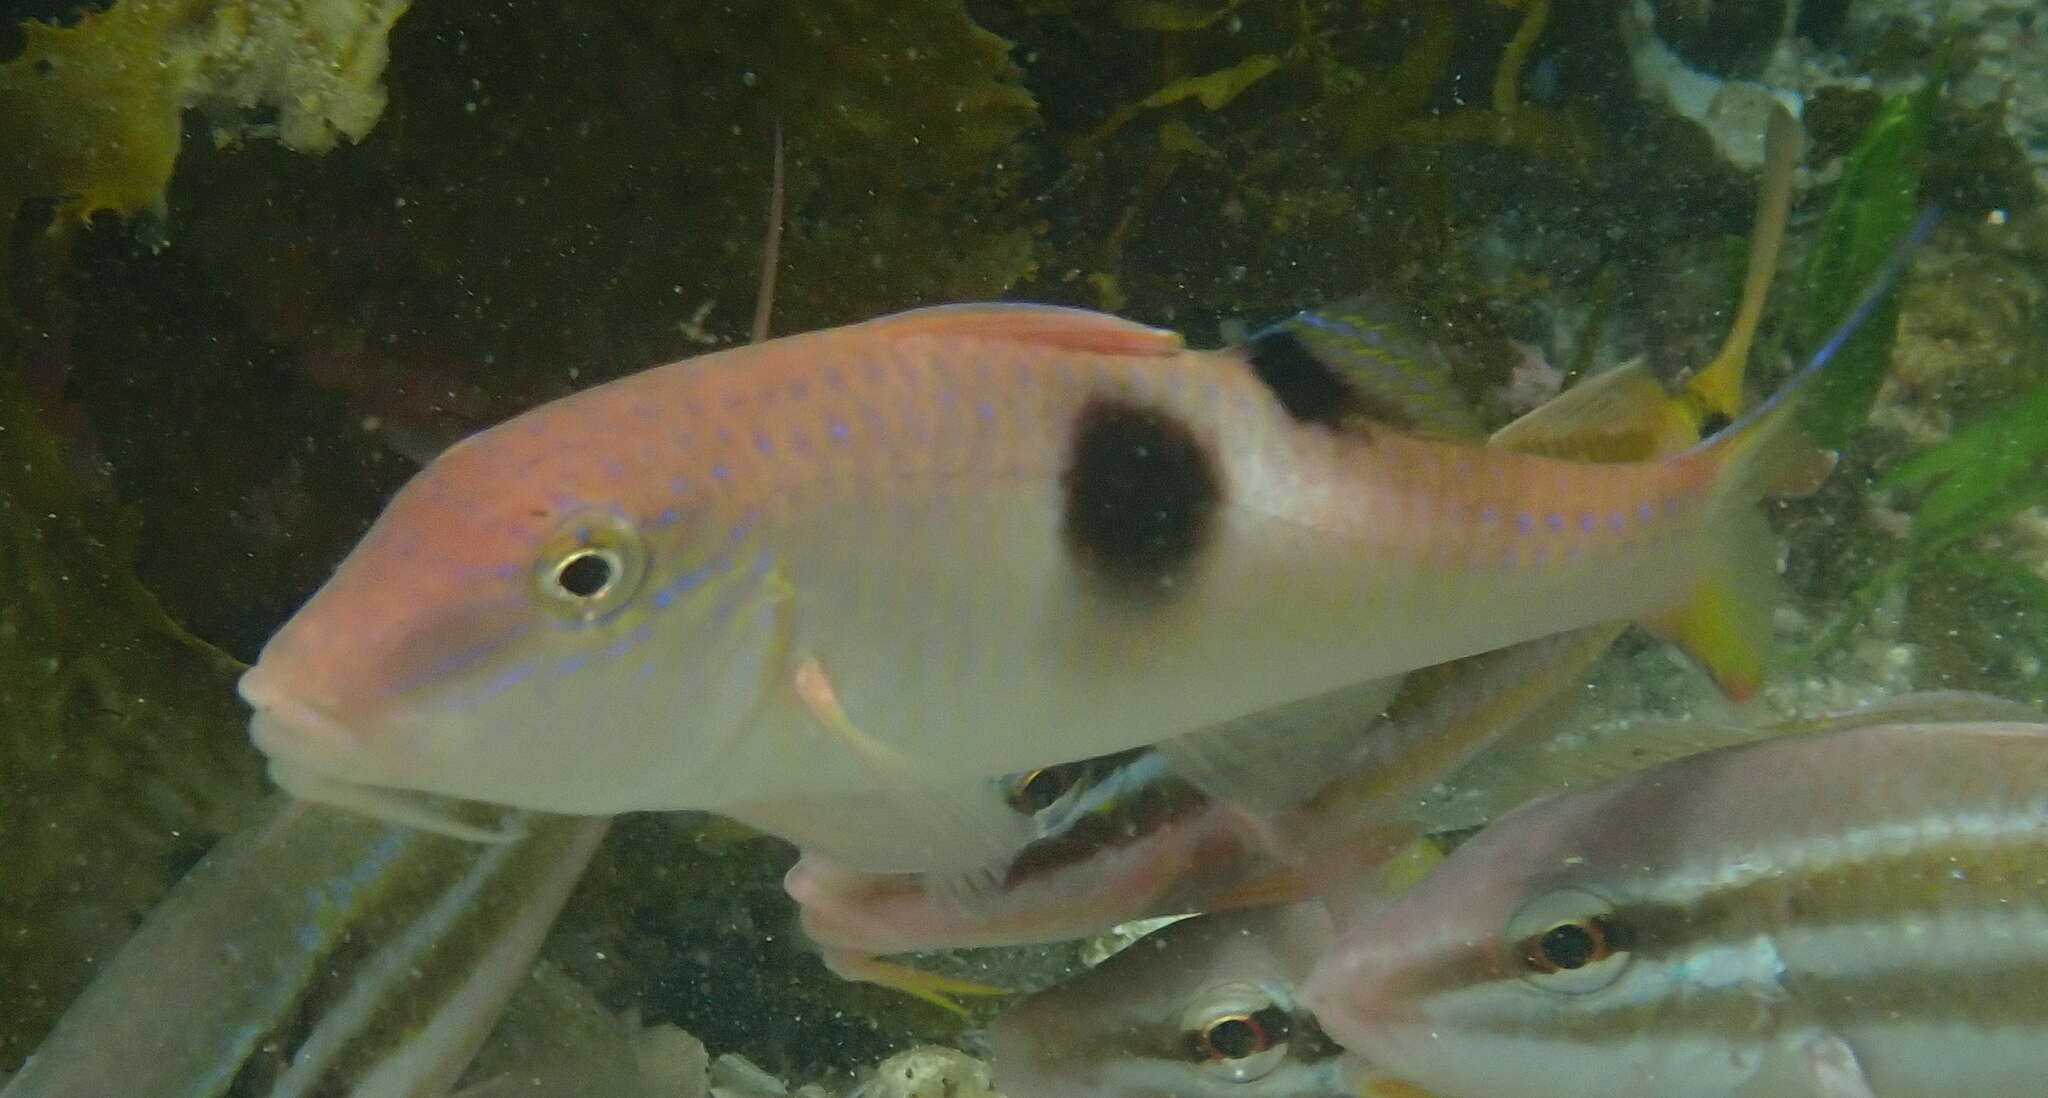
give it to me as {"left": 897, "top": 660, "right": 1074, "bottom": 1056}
{"left": 533, "top": 510, "right": 647, "bottom": 622}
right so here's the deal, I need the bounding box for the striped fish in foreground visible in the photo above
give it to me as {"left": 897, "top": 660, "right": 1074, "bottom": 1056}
{"left": 1302, "top": 705, "right": 2048, "bottom": 1098}
{"left": 238, "top": 203, "right": 1887, "bottom": 864}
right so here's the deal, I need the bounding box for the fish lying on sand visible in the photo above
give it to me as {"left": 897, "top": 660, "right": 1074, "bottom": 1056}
{"left": 241, "top": 107, "right": 1838, "bottom": 873}
{"left": 1302, "top": 699, "right": 2048, "bottom": 1098}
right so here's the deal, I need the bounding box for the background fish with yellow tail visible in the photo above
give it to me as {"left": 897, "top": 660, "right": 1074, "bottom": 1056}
{"left": 241, "top": 119, "right": 1852, "bottom": 870}
{"left": 1302, "top": 698, "right": 2048, "bottom": 1098}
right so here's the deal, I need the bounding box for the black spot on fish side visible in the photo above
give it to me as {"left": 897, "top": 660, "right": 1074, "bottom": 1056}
{"left": 1246, "top": 329, "right": 1354, "bottom": 428}
{"left": 1061, "top": 398, "right": 1222, "bottom": 599}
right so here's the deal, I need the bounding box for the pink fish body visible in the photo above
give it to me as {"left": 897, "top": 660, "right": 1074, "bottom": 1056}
{"left": 240, "top": 301, "right": 1803, "bottom": 864}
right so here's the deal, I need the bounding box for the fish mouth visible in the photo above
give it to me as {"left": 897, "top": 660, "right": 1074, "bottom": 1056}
{"left": 241, "top": 671, "right": 360, "bottom": 758}
{"left": 239, "top": 667, "right": 429, "bottom": 785}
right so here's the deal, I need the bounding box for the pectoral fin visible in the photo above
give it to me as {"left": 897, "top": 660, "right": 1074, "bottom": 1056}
{"left": 789, "top": 655, "right": 1033, "bottom": 872}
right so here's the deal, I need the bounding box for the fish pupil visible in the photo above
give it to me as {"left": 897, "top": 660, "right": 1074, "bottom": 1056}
{"left": 556, "top": 551, "right": 616, "bottom": 598}
{"left": 1203, "top": 1015, "right": 1261, "bottom": 1059}
{"left": 1192, "top": 1007, "right": 1288, "bottom": 1061}
{"left": 1536, "top": 921, "right": 1600, "bottom": 970}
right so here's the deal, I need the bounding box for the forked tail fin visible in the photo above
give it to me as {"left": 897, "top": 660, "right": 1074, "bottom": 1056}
{"left": 1646, "top": 206, "right": 1937, "bottom": 698}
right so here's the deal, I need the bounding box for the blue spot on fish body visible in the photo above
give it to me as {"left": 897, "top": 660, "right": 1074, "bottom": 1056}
{"left": 1579, "top": 512, "right": 1597, "bottom": 533}
{"left": 475, "top": 661, "right": 537, "bottom": 701}
{"left": 601, "top": 458, "right": 626, "bottom": 481}
{"left": 977, "top": 401, "right": 996, "bottom": 421}
{"left": 651, "top": 508, "right": 683, "bottom": 529}
{"left": 828, "top": 419, "right": 852, "bottom": 442}
{"left": 754, "top": 431, "right": 775, "bottom": 456}
{"left": 1636, "top": 502, "right": 1656, "bottom": 524}
{"left": 1608, "top": 510, "right": 1626, "bottom": 531}
{"left": 1545, "top": 512, "right": 1565, "bottom": 532}
{"left": 603, "top": 626, "right": 654, "bottom": 661}
{"left": 711, "top": 462, "right": 732, "bottom": 482}
{"left": 1515, "top": 512, "right": 1535, "bottom": 534}
{"left": 654, "top": 564, "right": 717, "bottom": 606}
{"left": 1481, "top": 505, "right": 1500, "bottom": 528}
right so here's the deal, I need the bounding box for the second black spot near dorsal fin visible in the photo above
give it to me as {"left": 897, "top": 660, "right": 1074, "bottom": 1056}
{"left": 1241, "top": 294, "right": 1487, "bottom": 439}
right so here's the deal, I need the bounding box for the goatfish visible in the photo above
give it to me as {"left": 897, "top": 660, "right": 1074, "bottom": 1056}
{"left": 1301, "top": 699, "right": 2048, "bottom": 1098}
{"left": 239, "top": 120, "right": 1871, "bottom": 868}
{"left": 793, "top": 110, "right": 1821, "bottom": 992}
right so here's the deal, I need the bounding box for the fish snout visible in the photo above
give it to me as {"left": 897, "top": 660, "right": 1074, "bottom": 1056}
{"left": 240, "top": 666, "right": 370, "bottom": 761}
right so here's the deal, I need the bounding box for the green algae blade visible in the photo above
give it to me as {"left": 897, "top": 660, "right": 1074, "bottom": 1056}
{"left": 1790, "top": 70, "right": 1941, "bottom": 451}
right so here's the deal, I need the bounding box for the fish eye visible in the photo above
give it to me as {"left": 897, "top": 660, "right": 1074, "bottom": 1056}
{"left": 1507, "top": 887, "right": 1633, "bottom": 994}
{"left": 533, "top": 509, "right": 647, "bottom": 622}
{"left": 1181, "top": 984, "right": 1291, "bottom": 1083}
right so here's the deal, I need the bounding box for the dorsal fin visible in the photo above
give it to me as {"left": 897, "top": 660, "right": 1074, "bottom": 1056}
{"left": 1237, "top": 294, "right": 1487, "bottom": 438}
{"left": 861, "top": 303, "right": 1185, "bottom": 357}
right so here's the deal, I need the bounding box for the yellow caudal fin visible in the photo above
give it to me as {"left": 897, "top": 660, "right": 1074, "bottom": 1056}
{"left": 1642, "top": 508, "right": 1781, "bottom": 700}
{"left": 1494, "top": 104, "right": 1800, "bottom": 465}
{"left": 1646, "top": 384, "right": 1823, "bottom": 700}
{"left": 1650, "top": 206, "right": 1933, "bottom": 699}
{"left": 1686, "top": 103, "right": 1803, "bottom": 423}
